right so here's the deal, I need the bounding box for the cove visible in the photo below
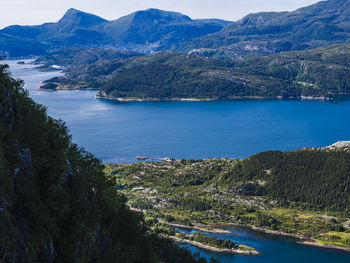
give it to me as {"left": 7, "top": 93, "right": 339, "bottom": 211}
{"left": 177, "top": 226, "right": 350, "bottom": 263}
{"left": 6, "top": 59, "right": 350, "bottom": 164}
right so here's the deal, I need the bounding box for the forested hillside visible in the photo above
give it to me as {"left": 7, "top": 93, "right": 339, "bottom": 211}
{"left": 0, "top": 62, "right": 215, "bottom": 262}
{"left": 42, "top": 45, "right": 350, "bottom": 100}
{"left": 34, "top": 47, "right": 142, "bottom": 69}
{"left": 107, "top": 144, "right": 350, "bottom": 248}
{"left": 223, "top": 149, "right": 350, "bottom": 214}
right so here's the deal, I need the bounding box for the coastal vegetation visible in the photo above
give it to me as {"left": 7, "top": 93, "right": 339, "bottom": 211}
{"left": 105, "top": 144, "right": 350, "bottom": 250}
{"left": 35, "top": 47, "right": 142, "bottom": 69}
{"left": 153, "top": 222, "right": 237, "bottom": 250}
{"left": 0, "top": 61, "right": 216, "bottom": 262}
{"left": 189, "top": 233, "right": 237, "bottom": 250}
{"left": 150, "top": 221, "right": 257, "bottom": 255}
{"left": 42, "top": 44, "right": 350, "bottom": 100}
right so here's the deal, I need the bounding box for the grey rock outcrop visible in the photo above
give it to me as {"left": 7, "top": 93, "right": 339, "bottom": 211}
{"left": 303, "top": 141, "right": 350, "bottom": 152}
{"left": 324, "top": 141, "right": 350, "bottom": 152}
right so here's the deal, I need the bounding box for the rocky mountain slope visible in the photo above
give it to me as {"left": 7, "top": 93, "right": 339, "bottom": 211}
{"left": 4, "top": 0, "right": 350, "bottom": 59}
{"left": 0, "top": 8, "right": 230, "bottom": 58}
{"left": 173, "top": 0, "right": 350, "bottom": 59}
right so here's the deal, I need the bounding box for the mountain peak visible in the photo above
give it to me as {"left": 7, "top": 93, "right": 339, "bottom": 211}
{"left": 65, "top": 8, "right": 81, "bottom": 14}
{"left": 58, "top": 8, "right": 107, "bottom": 27}
{"left": 61, "top": 8, "right": 89, "bottom": 19}
{"left": 132, "top": 8, "right": 192, "bottom": 23}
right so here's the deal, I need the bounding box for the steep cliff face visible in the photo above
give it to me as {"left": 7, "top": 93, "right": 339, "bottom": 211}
{"left": 0, "top": 62, "right": 154, "bottom": 262}
{"left": 0, "top": 62, "right": 212, "bottom": 263}
{"left": 0, "top": 64, "right": 138, "bottom": 262}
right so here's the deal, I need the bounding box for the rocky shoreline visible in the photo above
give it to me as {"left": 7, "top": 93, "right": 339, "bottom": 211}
{"left": 164, "top": 221, "right": 350, "bottom": 253}
{"left": 96, "top": 94, "right": 333, "bottom": 102}
{"left": 160, "top": 221, "right": 235, "bottom": 235}
{"left": 95, "top": 95, "right": 216, "bottom": 102}
{"left": 213, "top": 223, "right": 350, "bottom": 253}
{"left": 298, "top": 241, "right": 350, "bottom": 252}
{"left": 218, "top": 222, "right": 305, "bottom": 239}
{"left": 170, "top": 236, "right": 260, "bottom": 255}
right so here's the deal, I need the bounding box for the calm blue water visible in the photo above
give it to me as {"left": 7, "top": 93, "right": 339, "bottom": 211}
{"left": 4, "top": 60, "right": 350, "bottom": 262}
{"left": 6, "top": 60, "right": 350, "bottom": 163}
{"left": 178, "top": 226, "right": 350, "bottom": 263}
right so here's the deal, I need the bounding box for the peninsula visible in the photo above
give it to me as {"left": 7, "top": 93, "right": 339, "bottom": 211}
{"left": 40, "top": 45, "right": 350, "bottom": 101}
{"left": 105, "top": 142, "right": 350, "bottom": 252}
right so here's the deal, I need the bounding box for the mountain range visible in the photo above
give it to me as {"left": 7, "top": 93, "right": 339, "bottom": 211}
{"left": 2, "top": 0, "right": 350, "bottom": 58}
{"left": 0, "top": 8, "right": 230, "bottom": 57}
{"left": 174, "top": 0, "right": 350, "bottom": 59}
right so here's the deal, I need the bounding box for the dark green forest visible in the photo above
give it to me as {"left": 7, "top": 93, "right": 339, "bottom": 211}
{"left": 223, "top": 149, "right": 350, "bottom": 215}
{"left": 0, "top": 62, "right": 214, "bottom": 262}
{"left": 35, "top": 47, "right": 142, "bottom": 68}
{"left": 190, "top": 234, "right": 237, "bottom": 250}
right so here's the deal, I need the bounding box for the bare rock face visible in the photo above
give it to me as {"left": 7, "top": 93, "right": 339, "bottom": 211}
{"left": 62, "top": 159, "right": 74, "bottom": 184}
{"left": 324, "top": 141, "right": 350, "bottom": 152}
{"left": 0, "top": 198, "right": 8, "bottom": 213}
{"left": 18, "top": 147, "right": 32, "bottom": 167}
{"left": 344, "top": 219, "right": 350, "bottom": 229}
{"left": 14, "top": 147, "right": 32, "bottom": 177}
{"left": 303, "top": 141, "right": 350, "bottom": 152}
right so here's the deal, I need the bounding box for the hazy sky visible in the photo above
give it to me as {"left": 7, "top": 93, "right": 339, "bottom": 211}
{"left": 0, "top": 0, "right": 321, "bottom": 29}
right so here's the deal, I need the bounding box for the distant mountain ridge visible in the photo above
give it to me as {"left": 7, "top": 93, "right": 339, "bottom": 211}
{"left": 2, "top": 0, "right": 350, "bottom": 59}
{"left": 174, "top": 0, "right": 350, "bottom": 59}
{"left": 101, "top": 8, "right": 231, "bottom": 51}
{"left": 0, "top": 8, "right": 231, "bottom": 57}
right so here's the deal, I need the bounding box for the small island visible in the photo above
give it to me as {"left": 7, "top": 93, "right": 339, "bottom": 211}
{"left": 152, "top": 222, "right": 260, "bottom": 255}
{"left": 172, "top": 235, "right": 259, "bottom": 255}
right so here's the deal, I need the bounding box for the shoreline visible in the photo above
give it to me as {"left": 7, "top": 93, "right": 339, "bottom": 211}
{"left": 161, "top": 220, "right": 350, "bottom": 253}
{"left": 297, "top": 241, "right": 350, "bottom": 253}
{"left": 96, "top": 95, "right": 333, "bottom": 102}
{"left": 212, "top": 223, "right": 350, "bottom": 253}
{"left": 96, "top": 95, "right": 217, "bottom": 102}
{"left": 217, "top": 222, "right": 305, "bottom": 239}
{"left": 159, "top": 220, "right": 236, "bottom": 235}
{"left": 40, "top": 87, "right": 98, "bottom": 91}
{"left": 170, "top": 236, "right": 260, "bottom": 255}
{"left": 162, "top": 220, "right": 303, "bottom": 239}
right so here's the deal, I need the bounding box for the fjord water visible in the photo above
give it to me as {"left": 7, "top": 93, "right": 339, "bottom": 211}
{"left": 6, "top": 60, "right": 350, "bottom": 262}
{"left": 7, "top": 60, "right": 350, "bottom": 163}
{"left": 179, "top": 226, "right": 350, "bottom": 263}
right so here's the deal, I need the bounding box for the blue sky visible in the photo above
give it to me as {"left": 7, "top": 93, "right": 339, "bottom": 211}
{"left": 0, "top": 0, "right": 320, "bottom": 29}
